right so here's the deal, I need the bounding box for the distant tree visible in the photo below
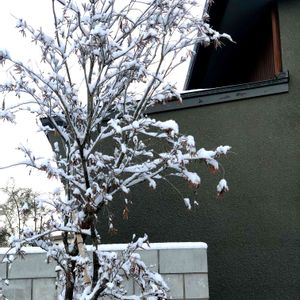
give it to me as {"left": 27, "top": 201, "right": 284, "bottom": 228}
{"left": 0, "top": 228, "right": 8, "bottom": 247}
{"left": 0, "top": 0, "right": 231, "bottom": 299}
{"left": 0, "top": 182, "right": 47, "bottom": 244}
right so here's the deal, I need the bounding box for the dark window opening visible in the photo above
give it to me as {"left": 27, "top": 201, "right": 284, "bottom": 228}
{"left": 185, "top": 0, "right": 282, "bottom": 90}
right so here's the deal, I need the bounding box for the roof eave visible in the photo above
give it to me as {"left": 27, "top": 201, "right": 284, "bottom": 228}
{"left": 183, "top": 0, "right": 210, "bottom": 91}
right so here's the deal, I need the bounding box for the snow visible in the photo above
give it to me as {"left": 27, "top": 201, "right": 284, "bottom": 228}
{"left": 216, "top": 145, "right": 231, "bottom": 155}
{"left": 21, "top": 202, "right": 29, "bottom": 211}
{"left": 91, "top": 24, "right": 109, "bottom": 37}
{"left": 106, "top": 282, "right": 114, "bottom": 289}
{"left": 197, "top": 148, "right": 216, "bottom": 160}
{"left": 0, "top": 48, "right": 10, "bottom": 61}
{"left": 217, "top": 178, "right": 229, "bottom": 194}
{"left": 87, "top": 241, "right": 208, "bottom": 251}
{"left": 183, "top": 170, "right": 201, "bottom": 186}
{"left": 55, "top": 265, "right": 62, "bottom": 272}
{"left": 154, "top": 120, "right": 179, "bottom": 135}
{"left": 0, "top": 110, "right": 15, "bottom": 122}
{"left": 0, "top": 242, "right": 207, "bottom": 255}
{"left": 184, "top": 198, "right": 192, "bottom": 210}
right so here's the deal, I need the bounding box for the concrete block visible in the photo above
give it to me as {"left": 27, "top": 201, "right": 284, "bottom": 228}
{"left": 184, "top": 274, "right": 209, "bottom": 299}
{"left": 0, "top": 256, "right": 7, "bottom": 279}
{"left": 100, "top": 249, "right": 158, "bottom": 272}
{"left": 164, "top": 274, "right": 184, "bottom": 299}
{"left": 2, "top": 279, "right": 32, "bottom": 300}
{"left": 32, "top": 278, "right": 57, "bottom": 300}
{"left": 137, "top": 250, "right": 158, "bottom": 272}
{"left": 159, "top": 249, "right": 207, "bottom": 274}
{"left": 122, "top": 278, "right": 134, "bottom": 295}
{"left": 185, "top": 299, "right": 209, "bottom": 300}
{"left": 8, "top": 254, "right": 56, "bottom": 279}
{"left": 101, "top": 278, "right": 133, "bottom": 300}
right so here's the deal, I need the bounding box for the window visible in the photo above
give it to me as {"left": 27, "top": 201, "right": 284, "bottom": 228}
{"left": 185, "top": 0, "right": 282, "bottom": 90}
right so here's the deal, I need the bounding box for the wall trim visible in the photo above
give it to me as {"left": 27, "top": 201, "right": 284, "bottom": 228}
{"left": 147, "top": 71, "right": 289, "bottom": 114}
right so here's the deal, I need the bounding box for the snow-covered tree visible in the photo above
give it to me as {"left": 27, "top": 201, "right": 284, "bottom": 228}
{"left": 0, "top": 0, "right": 231, "bottom": 299}
{"left": 0, "top": 182, "right": 44, "bottom": 243}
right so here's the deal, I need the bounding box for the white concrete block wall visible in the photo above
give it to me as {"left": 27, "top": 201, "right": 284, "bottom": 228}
{"left": 0, "top": 242, "right": 208, "bottom": 299}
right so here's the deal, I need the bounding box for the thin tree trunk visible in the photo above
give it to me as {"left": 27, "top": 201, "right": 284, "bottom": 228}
{"left": 76, "top": 233, "right": 92, "bottom": 284}
{"left": 65, "top": 260, "right": 75, "bottom": 300}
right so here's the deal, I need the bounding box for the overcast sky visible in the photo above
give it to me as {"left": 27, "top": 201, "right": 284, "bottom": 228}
{"left": 0, "top": 1, "right": 64, "bottom": 199}
{"left": 0, "top": 0, "right": 199, "bottom": 200}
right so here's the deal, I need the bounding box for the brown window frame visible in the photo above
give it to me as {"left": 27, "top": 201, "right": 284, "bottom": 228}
{"left": 272, "top": 4, "right": 282, "bottom": 75}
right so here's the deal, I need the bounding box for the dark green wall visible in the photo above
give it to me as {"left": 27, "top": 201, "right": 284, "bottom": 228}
{"left": 101, "top": 1, "right": 300, "bottom": 299}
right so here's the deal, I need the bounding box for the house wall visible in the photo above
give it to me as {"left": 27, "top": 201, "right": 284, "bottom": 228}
{"left": 0, "top": 243, "right": 209, "bottom": 300}
{"left": 101, "top": 1, "right": 300, "bottom": 299}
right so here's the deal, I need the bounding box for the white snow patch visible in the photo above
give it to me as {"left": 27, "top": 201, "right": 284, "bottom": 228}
{"left": 184, "top": 198, "right": 192, "bottom": 210}
{"left": 155, "top": 120, "right": 179, "bottom": 135}
{"left": 87, "top": 241, "right": 208, "bottom": 251}
{"left": 216, "top": 145, "right": 231, "bottom": 155}
{"left": 217, "top": 178, "right": 229, "bottom": 194}
{"left": 0, "top": 242, "right": 208, "bottom": 255}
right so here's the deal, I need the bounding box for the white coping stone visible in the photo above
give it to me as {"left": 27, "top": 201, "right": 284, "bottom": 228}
{"left": 0, "top": 242, "right": 207, "bottom": 255}
{"left": 8, "top": 253, "right": 56, "bottom": 279}
{"left": 164, "top": 274, "right": 184, "bottom": 299}
{"left": 2, "top": 279, "right": 32, "bottom": 300}
{"left": 159, "top": 249, "right": 207, "bottom": 274}
{"left": 32, "top": 278, "right": 57, "bottom": 300}
{"left": 136, "top": 249, "right": 158, "bottom": 272}
{"left": 184, "top": 274, "right": 209, "bottom": 299}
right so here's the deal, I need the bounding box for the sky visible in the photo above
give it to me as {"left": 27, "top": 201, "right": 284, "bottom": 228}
{"left": 0, "top": 0, "right": 199, "bottom": 200}
{"left": 0, "top": 1, "right": 63, "bottom": 199}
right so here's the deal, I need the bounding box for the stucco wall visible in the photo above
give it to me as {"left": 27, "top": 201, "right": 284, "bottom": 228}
{"left": 98, "top": 1, "right": 300, "bottom": 299}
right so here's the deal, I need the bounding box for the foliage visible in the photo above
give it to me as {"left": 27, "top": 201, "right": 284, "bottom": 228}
{"left": 0, "top": 0, "right": 231, "bottom": 299}
{"left": 0, "top": 182, "right": 49, "bottom": 246}
{"left": 0, "top": 228, "right": 8, "bottom": 247}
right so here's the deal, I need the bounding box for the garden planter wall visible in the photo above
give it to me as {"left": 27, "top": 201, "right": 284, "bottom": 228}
{"left": 0, "top": 242, "right": 209, "bottom": 299}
